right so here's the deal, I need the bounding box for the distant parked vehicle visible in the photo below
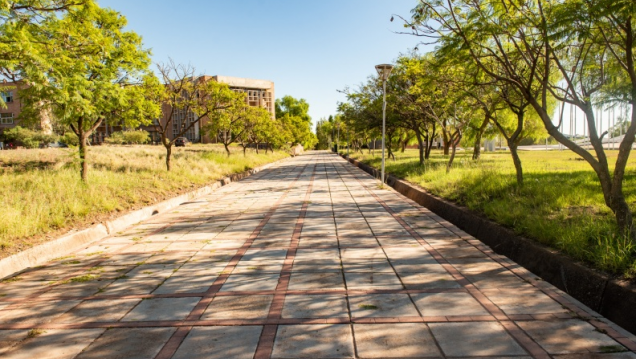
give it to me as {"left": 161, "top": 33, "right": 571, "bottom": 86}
{"left": 47, "top": 142, "right": 69, "bottom": 148}
{"left": 175, "top": 137, "right": 189, "bottom": 147}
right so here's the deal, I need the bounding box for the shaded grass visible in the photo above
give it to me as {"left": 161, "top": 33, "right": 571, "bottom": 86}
{"left": 348, "top": 149, "right": 636, "bottom": 278}
{"left": 0, "top": 144, "right": 288, "bottom": 258}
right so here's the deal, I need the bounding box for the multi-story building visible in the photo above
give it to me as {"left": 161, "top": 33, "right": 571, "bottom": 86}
{"left": 0, "top": 81, "right": 53, "bottom": 136}
{"left": 143, "top": 75, "right": 275, "bottom": 144}
{"left": 0, "top": 75, "right": 275, "bottom": 145}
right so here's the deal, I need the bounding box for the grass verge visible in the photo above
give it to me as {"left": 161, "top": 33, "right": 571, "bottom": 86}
{"left": 346, "top": 148, "right": 636, "bottom": 278}
{"left": 0, "top": 144, "right": 289, "bottom": 258}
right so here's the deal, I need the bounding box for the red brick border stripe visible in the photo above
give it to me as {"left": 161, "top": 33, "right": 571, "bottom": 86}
{"left": 154, "top": 162, "right": 310, "bottom": 359}
{"left": 339, "top": 159, "right": 551, "bottom": 358}
{"left": 254, "top": 162, "right": 317, "bottom": 359}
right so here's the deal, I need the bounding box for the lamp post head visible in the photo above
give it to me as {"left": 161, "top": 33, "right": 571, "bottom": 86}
{"left": 375, "top": 64, "right": 394, "bottom": 81}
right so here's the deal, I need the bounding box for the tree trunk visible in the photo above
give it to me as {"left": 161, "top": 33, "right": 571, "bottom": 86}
{"left": 509, "top": 141, "right": 523, "bottom": 186}
{"left": 224, "top": 143, "right": 231, "bottom": 157}
{"left": 387, "top": 132, "right": 395, "bottom": 160}
{"left": 442, "top": 128, "right": 451, "bottom": 155}
{"left": 446, "top": 142, "right": 457, "bottom": 173}
{"left": 79, "top": 133, "right": 89, "bottom": 182}
{"left": 473, "top": 134, "right": 483, "bottom": 160}
{"left": 426, "top": 123, "right": 436, "bottom": 159}
{"left": 446, "top": 133, "right": 462, "bottom": 173}
{"left": 473, "top": 116, "right": 489, "bottom": 160}
{"left": 164, "top": 143, "right": 172, "bottom": 171}
{"left": 256, "top": 142, "right": 259, "bottom": 154}
{"left": 243, "top": 145, "right": 247, "bottom": 156}
{"left": 416, "top": 130, "right": 425, "bottom": 165}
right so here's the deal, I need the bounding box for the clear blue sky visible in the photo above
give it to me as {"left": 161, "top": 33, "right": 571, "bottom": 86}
{"left": 98, "top": 0, "right": 423, "bottom": 129}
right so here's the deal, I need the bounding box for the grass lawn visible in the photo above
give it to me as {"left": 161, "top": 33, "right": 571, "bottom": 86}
{"left": 346, "top": 148, "right": 636, "bottom": 278}
{"left": 0, "top": 144, "right": 289, "bottom": 258}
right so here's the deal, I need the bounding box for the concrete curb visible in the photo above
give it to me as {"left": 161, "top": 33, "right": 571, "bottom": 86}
{"left": 341, "top": 153, "right": 636, "bottom": 335}
{"left": 0, "top": 156, "right": 289, "bottom": 280}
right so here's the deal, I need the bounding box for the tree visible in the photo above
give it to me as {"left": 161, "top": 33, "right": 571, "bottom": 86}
{"left": 205, "top": 91, "right": 251, "bottom": 157}
{"left": 275, "top": 95, "right": 317, "bottom": 149}
{"left": 0, "top": 0, "right": 85, "bottom": 92}
{"left": 407, "top": 0, "right": 636, "bottom": 239}
{"left": 314, "top": 117, "right": 333, "bottom": 150}
{"left": 156, "top": 61, "right": 234, "bottom": 170}
{"left": 389, "top": 54, "right": 439, "bottom": 164}
{"left": 15, "top": 1, "right": 159, "bottom": 181}
{"left": 234, "top": 106, "right": 271, "bottom": 155}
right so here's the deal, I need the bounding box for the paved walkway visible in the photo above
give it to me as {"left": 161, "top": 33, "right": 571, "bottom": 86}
{"left": 1, "top": 152, "right": 635, "bottom": 358}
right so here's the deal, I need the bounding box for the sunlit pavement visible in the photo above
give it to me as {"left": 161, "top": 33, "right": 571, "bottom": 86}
{"left": 1, "top": 151, "right": 635, "bottom": 358}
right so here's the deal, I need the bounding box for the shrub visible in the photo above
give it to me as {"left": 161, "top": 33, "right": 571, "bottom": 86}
{"left": 59, "top": 132, "right": 79, "bottom": 146}
{"left": 104, "top": 131, "right": 125, "bottom": 145}
{"left": 2, "top": 126, "right": 58, "bottom": 148}
{"left": 122, "top": 130, "right": 149, "bottom": 144}
{"left": 34, "top": 132, "right": 58, "bottom": 147}
{"left": 105, "top": 130, "right": 149, "bottom": 145}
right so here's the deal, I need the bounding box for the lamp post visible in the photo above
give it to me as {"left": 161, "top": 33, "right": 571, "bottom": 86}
{"left": 375, "top": 63, "right": 394, "bottom": 185}
{"left": 337, "top": 122, "right": 340, "bottom": 153}
{"left": 332, "top": 124, "right": 335, "bottom": 152}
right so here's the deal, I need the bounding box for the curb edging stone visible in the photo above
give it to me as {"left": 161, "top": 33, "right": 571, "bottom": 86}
{"left": 0, "top": 156, "right": 288, "bottom": 280}
{"left": 341, "top": 153, "right": 636, "bottom": 335}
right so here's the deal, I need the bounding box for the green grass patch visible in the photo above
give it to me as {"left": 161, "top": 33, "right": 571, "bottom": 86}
{"left": 349, "top": 149, "right": 636, "bottom": 278}
{"left": 65, "top": 274, "right": 99, "bottom": 283}
{"left": 27, "top": 329, "right": 45, "bottom": 338}
{"left": 0, "top": 144, "right": 288, "bottom": 258}
{"left": 358, "top": 304, "right": 378, "bottom": 310}
{"left": 599, "top": 345, "right": 627, "bottom": 353}
{"left": 61, "top": 260, "right": 81, "bottom": 265}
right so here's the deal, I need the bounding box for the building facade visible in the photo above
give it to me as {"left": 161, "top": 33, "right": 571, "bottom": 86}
{"left": 0, "top": 76, "right": 275, "bottom": 145}
{"left": 0, "top": 81, "right": 53, "bottom": 135}
{"left": 144, "top": 75, "right": 275, "bottom": 144}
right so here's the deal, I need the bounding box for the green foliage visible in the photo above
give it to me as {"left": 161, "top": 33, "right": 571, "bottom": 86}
{"left": 104, "top": 131, "right": 125, "bottom": 145}
{"left": 275, "top": 95, "right": 317, "bottom": 148}
{"left": 205, "top": 90, "right": 249, "bottom": 155}
{"left": 2, "top": 126, "right": 57, "bottom": 148}
{"left": 315, "top": 118, "right": 334, "bottom": 150}
{"left": 236, "top": 106, "right": 276, "bottom": 153}
{"left": 105, "top": 130, "right": 150, "bottom": 145}
{"left": 7, "top": 1, "right": 159, "bottom": 180}
{"left": 403, "top": 0, "right": 636, "bottom": 239}
{"left": 275, "top": 96, "right": 311, "bottom": 122}
{"left": 122, "top": 130, "right": 150, "bottom": 144}
{"left": 59, "top": 132, "right": 78, "bottom": 146}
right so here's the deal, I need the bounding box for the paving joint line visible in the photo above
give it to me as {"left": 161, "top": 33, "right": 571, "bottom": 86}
{"left": 154, "top": 160, "right": 310, "bottom": 359}
{"left": 254, "top": 160, "right": 318, "bottom": 359}
{"left": 338, "top": 158, "right": 550, "bottom": 358}
{"left": 331, "top": 158, "right": 448, "bottom": 359}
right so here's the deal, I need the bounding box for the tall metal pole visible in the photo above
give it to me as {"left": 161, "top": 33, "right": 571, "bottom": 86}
{"left": 381, "top": 79, "right": 387, "bottom": 185}
{"left": 337, "top": 123, "right": 340, "bottom": 153}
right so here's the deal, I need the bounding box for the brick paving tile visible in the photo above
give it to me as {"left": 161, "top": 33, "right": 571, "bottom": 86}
{"left": 354, "top": 323, "right": 441, "bottom": 358}
{"left": 0, "top": 152, "right": 634, "bottom": 358}
{"left": 172, "top": 326, "right": 262, "bottom": 359}
{"left": 3, "top": 329, "right": 105, "bottom": 359}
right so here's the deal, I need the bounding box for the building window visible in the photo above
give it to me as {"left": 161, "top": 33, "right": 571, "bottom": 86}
{"left": 0, "top": 113, "right": 13, "bottom": 124}
{"left": 1, "top": 91, "right": 13, "bottom": 103}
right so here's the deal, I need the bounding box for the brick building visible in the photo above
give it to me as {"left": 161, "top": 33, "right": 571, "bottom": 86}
{"left": 142, "top": 75, "right": 275, "bottom": 144}
{"left": 0, "top": 81, "right": 53, "bottom": 136}
{"left": 0, "top": 75, "right": 275, "bottom": 145}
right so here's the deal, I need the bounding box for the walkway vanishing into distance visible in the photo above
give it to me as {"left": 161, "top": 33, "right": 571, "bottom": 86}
{"left": 0, "top": 152, "right": 635, "bottom": 358}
